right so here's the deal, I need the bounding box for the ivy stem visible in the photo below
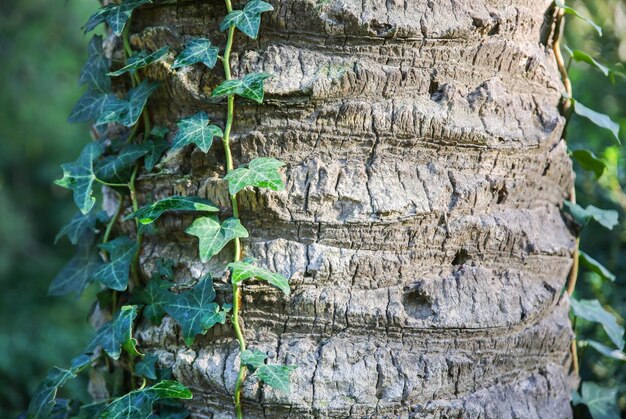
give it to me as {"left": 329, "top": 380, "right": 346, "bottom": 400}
{"left": 129, "top": 164, "right": 143, "bottom": 289}
{"left": 104, "top": 195, "right": 126, "bottom": 314}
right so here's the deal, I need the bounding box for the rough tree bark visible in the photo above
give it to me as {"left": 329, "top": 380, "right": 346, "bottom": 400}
{"left": 119, "top": 0, "right": 576, "bottom": 417}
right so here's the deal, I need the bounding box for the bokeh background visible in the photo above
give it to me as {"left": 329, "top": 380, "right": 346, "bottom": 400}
{"left": 0, "top": 0, "right": 624, "bottom": 416}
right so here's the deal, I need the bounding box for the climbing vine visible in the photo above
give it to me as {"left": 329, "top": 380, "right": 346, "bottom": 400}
{"left": 554, "top": 1, "right": 625, "bottom": 417}
{"left": 27, "top": 0, "right": 294, "bottom": 418}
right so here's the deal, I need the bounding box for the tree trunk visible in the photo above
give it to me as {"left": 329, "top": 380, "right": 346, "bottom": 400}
{"left": 127, "top": 0, "right": 575, "bottom": 417}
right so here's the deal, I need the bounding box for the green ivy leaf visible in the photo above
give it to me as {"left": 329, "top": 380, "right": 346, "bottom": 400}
{"left": 136, "top": 353, "right": 159, "bottom": 380}
{"left": 241, "top": 349, "right": 268, "bottom": 370}
{"left": 170, "top": 112, "right": 223, "bottom": 153}
{"left": 555, "top": 1, "right": 602, "bottom": 36}
{"left": 87, "top": 305, "right": 141, "bottom": 360}
{"left": 55, "top": 209, "right": 98, "bottom": 246}
{"left": 55, "top": 142, "right": 105, "bottom": 215}
{"left": 185, "top": 216, "right": 249, "bottom": 263}
{"left": 97, "top": 80, "right": 160, "bottom": 127}
{"left": 571, "top": 298, "right": 625, "bottom": 350}
{"left": 220, "top": 0, "right": 274, "bottom": 39}
{"left": 68, "top": 89, "right": 109, "bottom": 123}
{"left": 172, "top": 38, "right": 219, "bottom": 69}
{"left": 224, "top": 157, "right": 285, "bottom": 195}
{"left": 84, "top": 0, "right": 152, "bottom": 36}
{"left": 144, "top": 137, "right": 170, "bottom": 172}
{"left": 563, "top": 201, "right": 619, "bottom": 230}
{"left": 49, "top": 245, "right": 101, "bottom": 297}
{"left": 80, "top": 35, "right": 111, "bottom": 93}
{"left": 155, "top": 258, "right": 175, "bottom": 281}
{"left": 140, "top": 279, "right": 170, "bottom": 325}
{"left": 570, "top": 149, "right": 607, "bottom": 179}
{"left": 566, "top": 48, "right": 611, "bottom": 78}
{"left": 108, "top": 46, "right": 169, "bottom": 76}
{"left": 95, "top": 144, "right": 150, "bottom": 183}
{"left": 585, "top": 340, "right": 626, "bottom": 362}
{"left": 227, "top": 261, "right": 290, "bottom": 295}
{"left": 27, "top": 355, "right": 91, "bottom": 419}
{"left": 255, "top": 364, "right": 297, "bottom": 395}
{"left": 93, "top": 236, "right": 138, "bottom": 291}
{"left": 580, "top": 251, "right": 616, "bottom": 282}
{"left": 164, "top": 275, "right": 229, "bottom": 346}
{"left": 126, "top": 196, "right": 220, "bottom": 225}
{"left": 96, "top": 380, "right": 192, "bottom": 418}
{"left": 573, "top": 382, "right": 620, "bottom": 419}
{"left": 212, "top": 72, "right": 272, "bottom": 104}
{"left": 571, "top": 99, "right": 621, "bottom": 145}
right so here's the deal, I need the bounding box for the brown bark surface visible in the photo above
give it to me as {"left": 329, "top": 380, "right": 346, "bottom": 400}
{"left": 121, "top": 0, "right": 575, "bottom": 416}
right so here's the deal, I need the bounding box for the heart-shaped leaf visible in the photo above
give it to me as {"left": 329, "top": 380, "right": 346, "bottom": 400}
{"left": 84, "top": 0, "right": 152, "bottom": 36}
{"left": 126, "top": 196, "right": 220, "bottom": 225}
{"left": 171, "top": 112, "right": 223, "bottom": 153}
{"left": 97, "top": 80, "right": 160, "bottom": 127}
{"left": 564, "top": 201, "right": 619, "bottom": 230}
{"left": 571, "top": 99, "right": 621, "bottom": 145}
{"left": 55, "top": 209, "right": 99, "bottom": 246}
{"left": 580, "top": 251, "right": 616, "bottom": 282}
{"left": 571, "top": 149, "right": 607, "bottom": 179}
{"left": 68, "top": 89, "right": 109, "bottom": 123}
{"left": 86, "top": 305, "right": 141, "bottom": 360}
{"left": 49, "top": 245, "right": 101, "bottom": 297}
{"left": 571, "top": 298, "right": 625, "bottom": 350}
{"left": 144, "top": 135, "right": 170, "bottom": 172}
{"left": 255, "top": 364, "right": 297, "bottom": 395}
{"left": 172, "top": 38, "right": 219, "bottom": 69}
{"left": 139, "top": 279, "right": 171, "bottom": 325}
{"left": 94, "top": 144, "right": 150, "bottom": 183}
{"left": 135, "top": 353, "right": 159, "bottom": 380}
{"left": 212, "top": 72, "right": 272, "bottom": 104}
{"left": 224, "top": 157, "right": 285, "bottom": 195}
{"left": 220, "top": 0, "right": 274, "bottom": 39}
{"left": 572, "top": 382, "right": 620, "bottom": 419}
{"left": 108, "top": 46, "right": 169, "bottom": 76}
{"left": 227, "top": 261, "right": 290, "bottom": 295}
{"left": 185, "top": 216, "right": 248, "bottom": 263}
{"left": 93, "top": 236, "right": 138, "bottom": 291}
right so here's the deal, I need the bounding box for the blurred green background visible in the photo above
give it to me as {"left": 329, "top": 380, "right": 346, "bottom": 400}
{"left": 0, "top": 0, "right": 624, "bottom": 417}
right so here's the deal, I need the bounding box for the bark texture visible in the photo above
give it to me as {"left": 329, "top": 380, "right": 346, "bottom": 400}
{"left": 122, "top": 0, "right": 576, "bottom": 416}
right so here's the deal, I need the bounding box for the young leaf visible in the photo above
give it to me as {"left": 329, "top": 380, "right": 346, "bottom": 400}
{"left": 93, "top": 236, "right": 138, "bottom": 291}
{"left": 126, "top": 196, "right": 220, "bottom": 225}
{"left": 55, "top": 142, "right": 105, "bottom": 215}
{"left": 68, "top": 89, "right": 109, "bottom": 123}
{"left": 144, "top": 137, "right": 170, "bottom": 172}
{"left": 164, "top": 275, "right": 229, "bottom": 346}
{"left": 80, "top": 35, "right": 111, "bottom": 93}
{"left": 567, "top": 49, "right": 610, "bottom": 78}
{"left": 172, "top": 38, "right": 219, "bottom": 69}
{"left": 140, "top": 279, "right": 170, "bottom": 325}
{"left": 170, "top": 112, "right": 223, "bottom": 153}
{"left": 255, "top": 364, "right": 297, "bottom": 395}
{"left": 571, "top": 149, "right": 607, "bottom": 179}
{"left": 136, "top": 353, "right": 159, "bottom": 380}
{"left": 580, "top": 251, "right": 616, "bottom": 282}
{"left": 241, "top": 349, "right": 268, "bottom": 370}
{"left": 563, "top": 201, "right": 618, "bottom": 230}
{"left": 585, "top": 340, "right": 626, "bottom": 362}
{"left": 96, "top": 380, "right": 192, "bottom": 418}
{"left": 555, "top": 1, "right": 602, "bottom": 36}
{"left": 572, "top": 99, "right": 621, "bottom": 145}
{"left": 570, "top": 298, "right": 625, "bottom": 350}
{"left": 185, "top": 216, "right": 249, "bottom": 262}
{"left": 220, "top": 0, "right": 274, "bottom": 39}
{"left": 97, "top": 80, "right": 160, "bottom": 127}
{"left": 87, "top": 305, "right": 141, "bottom": 360}
{"left": 227, "top": 261, "right": 290, "bottom": 295}
{"left": 224, "top": 157, "right": 285, "bottom": 195}
{"left": 84, "top": 0, "right": 152, "bottom": 36}
{"left": 573, "top": 382, "right": 620, "bottom": 419}
{"left": 55, "top": 210, "right": 98, "bottom": 246}
{"left": 94, "top": 144, "right": 150, "bottom": 183}
{"left": 108, "top": 46, "right": 169, "bottom": 76}
{"left": 49, "top": 246, "right": 101, "bottom": 297}
{"left": 212, "top": 72, "right": 272, "bottom": 104}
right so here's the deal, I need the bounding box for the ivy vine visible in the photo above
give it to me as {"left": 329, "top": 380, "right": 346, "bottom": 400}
{"left": 28, "top": 0, "right": 294, "bottom": 418}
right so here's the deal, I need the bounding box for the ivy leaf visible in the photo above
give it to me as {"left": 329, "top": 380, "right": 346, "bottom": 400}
{"left": 255, "top": 364, "right": 297, "bottom": 395}
{"left": 227, "top": 261, "right": 290, "bottom": 295}
{"left": 571, "top": 149, "right": 607, "bottom": 179}
{"left": 571, "top": 99, "right": 621, "bottom": 145}
{"left": 170, "top": 112, "right": 223, "bottom": 153}
{"left": 55, "top": 142, "right": 105, "bottom": 215}
{"left": 224, "top": 157, "right": 285, "bottom": 195}
{"left": 585, "top": 340, "right": 626, "bottom": 362}
{"left": 136, "top": 353, "right": 159, "bottom": 380}
{"left": 80, "top": 35, "right": 111, "bottom": 93}
{"left": 68, "top": 89, "right": 109, "bottom": 123}
{"left": 87, "top": 305, "right": 141, "bottom": 360}
{"left": 94, "top": 144, "right": 150, "bottom": 183}
{"left": 155, "top": 258, "right": 175, "bottom": 281}
{"left": 570, "top": 298, "right": 625, "bottom": 350}
{"left": 172, "top": 38, "right": 219, "bottom": 69}
{"left": 55, "top": 209, "right": 98, "bottom": 246}
{"left": 126, "top": 196, "right": 220, "bottom": 225}
{"left": 140, "top": 279, "right": 170, "bottom": 325}
{"left": 220, "top": 0, "right": 274, "bottom": 39}
{"left": 580, "top": 251, "right": 616, "bottom": 282}
{"left": 49, "top": 246, "right": 101, "bottom": 297}
{"left": 108, "top": 46, "right": 169, "bottom": 76}
{"left": 212, "top": 72, "right": 272, "bottom": 104}
{"left": 185, "top": 216, "right": 249, "bottom": 263}
{"left": 555, "top": 1, "right": 602, "bottom": 36}
{"left": 93, "top": 236, "right": 138, "bottom": 291}
{"left": 566, "top": 48, "right": 611, "bottom": 79}
{"left": 97, "top": 80, "right": 160, "bottom": 127}
{"left": 27, "top": 355, "right": 91, "bottom": 419}
{"left": 573, "top": 382, "right": 620, "bottom": 419}
{"left": 563, "top": 201, "right": 619, "bottom": 230}
{"left": 241, "top": 349, "right": 268, "bottom": 370}
{"left": 96, "top": 380, "right": 192, "bottom": 418}
{"left": 164, "top": 275, "right": 229, "bottom": 346}
{"left": 84, "top": 0, "right": 152, "bottom": 36}
{"left": 144, "top": 137, "right": 170, "bottom": 172}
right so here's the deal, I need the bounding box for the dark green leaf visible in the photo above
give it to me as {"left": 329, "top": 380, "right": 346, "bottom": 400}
{"left": 108, "top": 47, "right": 169, "bottom": 76}
{"left": 563, "top": 201, "right": 619, "bottom": 230}
{"left": 93, "top": 236, "right": 138, "bottom": 291}
{"left": 140, "top": 279, "right": 170, "bottom": 325}
{"left": 68, "top": 89, "right": 109, "bottom": 123}
{"left": 144, "top": 137, "right": 170, "bottom": 172}
{"left": 575, "top": 382, "right": 620, "bottom": 419}
{"left": 95, "top": 144, "right": 149, "bottom": 183}
{"left": 255, "top": 364, "right": 297, "bottom": 395}
{"left": 224, "top": 157, "right": 285, "bottom": 195}
{"left": 164, "top": 275, "right": 229, "bottom": 346}
{"left": 585, "top": 340, "right": 626, "bottom": 362}
{"left": 185, "top": 216, "right": 248, "bottom": 263}
{"left": 170, "top": 112, "right": 223, "bottom": 153}
{"left": 126, "top": 196, "right": 219, "bottom": 225}
{"left": 97, "top": 81, "right": 160, "bottom": 127}
{"left": 136, "top": 353, "right": 159, "bottom": 380}
{"left": 571, "top": 149, "right": 607, "bottom": 179}
{"left": 155, "top": 258, "right": 175, "bottom": 281}
{"left": 96, "top": 381, "right": 191, "bottom": 418}
{"left": 571, "top": 298, "right": 624, "bottom": 350}
{"left": 555, "top": 1, "right": 602, "bottom": 36}
{"left": 55, "top": 142, "right": 105, "bottom": 214}
{"left": 80, "top": 35, "right": 111, "bottom": 93}
{"left": 228, "top": 261, "right": 290, "bottom": 295}
{"left": 84, "top": 0, "right": 152, "bottom": 36}
{"left": 580, "top": 251, "right": 616, "bottom": 282}
{"left": 572, "top": 99, "right": 621, "bottom": 145}
{"left": 87, "top": 305, "right": 140, "bottom": 360}
{"left": 241, "top": 349, "right": 267, "bottom": 370}
{"left": 172, "top": 38, "right": 219, "bottom": 69}
{"left": 212, "top": 72, "right": 272, "bottom": 104}
{"left": 55, "top": 209, "right": 98, "bottom": 246}
{"left": 220, "top": 0, "right": 274, "bottom": 39}
{"left": 49, "top": 245, "right": 101, "bottom": 297}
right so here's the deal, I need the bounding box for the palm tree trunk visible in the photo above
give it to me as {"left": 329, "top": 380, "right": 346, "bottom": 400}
{"left": 130, "top": 0, "right": 575, "bottom": 416}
